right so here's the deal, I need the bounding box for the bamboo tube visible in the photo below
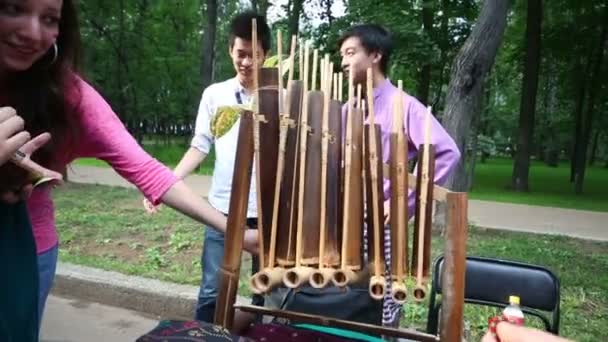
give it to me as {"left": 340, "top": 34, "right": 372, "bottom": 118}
{"left": 334, "top": 68, "right": 355, "bottom": 287}
{"left": 288, "top": 35, "right": 296, "bottom": 87}
{"left": 300, "top": 90, "right": 324, "bottom": 265}
{"left": 364, "top": 69, "right": 386, "bottom": 300}
{"left": 276, "top": 80, "right": 303, "bottom": 266}
{"left": 320, "top": 56, "right": 326, "bottom": 94}
{"left": 299, "top": 39, "right": 304, "bottom": 81}
{"left": 277, "top": 35, "right": 304, "bottom": 267}
{"left": 325, "top": 76, "right": 343, "bottom": 271}
{"left": 338, "top": 72, "right": 343, "bottom": 102}
{"left": 251, "top": 18, "right": 268, "bottom": 270}
{"left": 333, "top": 73, "right": 338, "bottom": 101}
{"left": 310, "top": 56, "right": 334, "bottom": 289}
{"left": 251, "top": 30, "right": 288, "bottom": 295}
{"left": 253, "top": 68, "right": 280, "bottom": 270}
{"left": 390, "top": 80, "right": 409, "bottom": 304}
{"left": 312, "top": 49, "right": 318, "bottom": 91}
{"left": 333, "top": 69, "right": 365, "bottom": 287}
{"left": 284, "top": 41, "right": 313, "bottom": 288}
{"left": 412, "top": 106, "right": 433, "bottom": 302}
{"left": 266, "top": 30, "right": 283, "bottom": 268}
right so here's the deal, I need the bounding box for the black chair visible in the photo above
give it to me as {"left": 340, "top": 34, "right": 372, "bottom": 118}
{"left": 426, "top": 255, "right": 560, "bottom": 335}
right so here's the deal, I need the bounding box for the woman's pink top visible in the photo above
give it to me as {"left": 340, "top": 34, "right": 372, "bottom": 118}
{"left": 26, "top": 76, "right": 178, "bottom": 254}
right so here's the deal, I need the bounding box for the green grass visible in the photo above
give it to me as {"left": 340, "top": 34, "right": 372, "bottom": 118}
{"left": 54, "top": 183, "right": 608, "bottom": 341}
{"left": 74, "top": 142, "right": 216, "bottom": 175}
{"left": 470, "top": 158, "right": 608, "bottom": 212}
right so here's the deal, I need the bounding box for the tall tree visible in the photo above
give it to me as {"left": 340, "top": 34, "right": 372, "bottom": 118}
{"left": 417, "top": 0, "right": 434, "bottom": 105}
{"left": 573, "top": 5, "right": 608, "bottom": 193}
{"left": 511, "top": 0, "right": 543, "bottom": 191}
{"left": 441, "top": 0, "right": 511, "bottom": 192}
{"left": 251, "top": 0, "right": 270, "bottom": 17}
{"left": 288, "top": 0, "right": 304, "bottom": 40}
{"left": 201, "top": 0, "right": 218, "bottom": 88}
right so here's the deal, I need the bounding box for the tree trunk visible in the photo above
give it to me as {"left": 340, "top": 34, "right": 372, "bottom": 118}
{"left": 116, "top": 0, "right": 126, "bottom": 122}
{"left": 544, "top": 62, "right": 559, "bottom": 167}
{"left": 570, "top": 55, "right": 589, "bottom": 181}
{"left": 431, "top": 0, "right": 451, "bottom": 109}
{"left": 589, "top": 130, "right": 600, "bottom": 166}
{"left": 511, "top": 0, "right": 542, "bottom": 192}
{"left": 200, "top": 0, "right": 217, "bottom": 89}
{"left": 251, "top": 0, "right": 270, "bottom": 17}
{"left": 288, "top": 0, "right": 304, "bottom": 42}
{"left": 435, "top": 0, "right": 510, "bottom": 233}
{"left": 574, "top": 7, "right": 608, "bottom": 194}
{"left": 417, "top": 0, "right": 434, "bottom": 105}
{"left": 441, "top": 0, "right": 511, "bottom": 193}
{"left": 323, "top": 0, "right": 333, "bottom": 27}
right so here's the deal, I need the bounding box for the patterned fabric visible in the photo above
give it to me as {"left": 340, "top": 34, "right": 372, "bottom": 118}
{"left": 243, "top": 323, "right": 360, "bottom": 342}
{"left": 138, "top": 321, "right": 364, "bottom": 342}
{"left": 136, "top": 320, "right": 250, "bottom": 342}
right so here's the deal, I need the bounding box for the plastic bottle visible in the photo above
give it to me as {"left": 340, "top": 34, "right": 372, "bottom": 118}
{"left": 502, "top": 295, "right": 525, "bottom": 326}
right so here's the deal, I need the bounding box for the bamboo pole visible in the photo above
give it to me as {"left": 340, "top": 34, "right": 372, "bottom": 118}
{"left": 276, "top": 35, "right": 301, "bottom": 267}
{"left": 440, "top": 192, "right": 468, "bottom": 342}
{"left": 284, "top": 41, "right": 313, "bottom": 288}
{"left": 413, "top": 106, "right": 433, "bottom": 301}
{"left": 214, "top": 113, "right": 255, "bottom": 329}
{"left": 310, "top": 56, "right": 334, "bottom": 288}
{"left": 311, "top": 49, "right": 318, "bottom": 91}
{"left": 333, "top": 67, "right": 355, "bottom": 287}
{"left": 332, "top": 68, "right": 368, "bottom": 287}
{"left": 338, "top": 72, "right": 343, "bottom": 102}
{"left": 365, "top": 68, "right": 386, "bottom": 300}
{"left": 250, "top": 30, "right": 292, "bottom": 294}
{"left": 390, "top": 80, "right": 409, "bottom": 304}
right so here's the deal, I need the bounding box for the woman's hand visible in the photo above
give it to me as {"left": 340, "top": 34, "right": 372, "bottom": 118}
{"left": 1, "top": 132, "right": 63, "bottom": 204}
{"left": 0, "top": 107, "right": 30, "bottom": 166}
{"left": 142, "top": 197, "right": 161, "bottom": 214}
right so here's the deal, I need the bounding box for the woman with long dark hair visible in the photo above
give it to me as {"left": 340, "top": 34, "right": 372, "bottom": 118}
{"left": 0, "top": 0, "right": 243, "bottom": 326}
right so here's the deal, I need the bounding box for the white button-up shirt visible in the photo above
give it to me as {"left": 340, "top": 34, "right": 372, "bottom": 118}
{"left": 191, "top": 77, "right": 258, "bottom": 218}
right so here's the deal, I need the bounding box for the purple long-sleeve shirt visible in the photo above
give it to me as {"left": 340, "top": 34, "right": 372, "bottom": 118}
{"left": 343, "top": 79, "right": 461, "bottom": 218}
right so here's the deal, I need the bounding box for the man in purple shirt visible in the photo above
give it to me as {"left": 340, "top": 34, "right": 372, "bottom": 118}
{"left": 339, "top": 24, "right": 461, "bottom": 326}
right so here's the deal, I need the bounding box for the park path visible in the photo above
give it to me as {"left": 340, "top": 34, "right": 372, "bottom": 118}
{"left": 67, "top": 165, "right": 608, "bottom": 242}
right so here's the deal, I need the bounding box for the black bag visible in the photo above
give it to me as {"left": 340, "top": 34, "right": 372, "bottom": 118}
{"left": 273, "top": 285, "right": 383, "bottom": 326}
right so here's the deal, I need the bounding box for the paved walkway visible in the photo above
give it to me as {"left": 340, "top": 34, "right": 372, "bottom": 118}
{"left": 41, "top": 295, "right": 157, "bottom": 342}
{"left": 67, "top": 165, "right": 608, "bottom": 242}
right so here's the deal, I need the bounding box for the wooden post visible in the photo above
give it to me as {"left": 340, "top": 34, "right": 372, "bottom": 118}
{"left": 440, "top": 192, "right": 467, "bottom": 342}
{"left": 214, "top": 113, "right": 255, "bottom": 329}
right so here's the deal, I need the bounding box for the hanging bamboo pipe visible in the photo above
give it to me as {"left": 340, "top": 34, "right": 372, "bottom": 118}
{"left": 283, "top": 41, "right": 313, "bottom": 288}
{"left": 413, "top": 106, "right": 433, "bottom": 302}
{"left": 251, "top": 31, "right": 299, "bottom": 294}
{"left": 390, "top": 80, "right": 409, "bottom": 304}
{"left": 365, "top": 68, "right": 386, "bottom": 300}
{"left": 249, "top": 19, "right": 270, "bottom": 273}
{"left": 310, "top": 56, "right": 335, "bottom": 288}
{"left": 276, "top": 36, "right": 302, "bottom": 267}
{"left": 332, "top": 71, "right": 367, "bottom": 287}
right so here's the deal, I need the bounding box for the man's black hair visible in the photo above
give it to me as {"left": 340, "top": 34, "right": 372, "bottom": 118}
{"left": 229, "top": 11, "right": 271, "bottom": 53}
{"left": 338, "top": 24, "right": 393, "bottom": 75}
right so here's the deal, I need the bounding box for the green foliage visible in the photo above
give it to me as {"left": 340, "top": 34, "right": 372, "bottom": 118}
{"left": 477, "top": 134, "right": 497, "bottom": 160}
{"left": 471, "top": 158, "right": 608, "bottom": 212}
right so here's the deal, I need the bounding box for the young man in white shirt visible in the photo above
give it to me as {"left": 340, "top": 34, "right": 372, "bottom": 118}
{"left": 144, "top": 11, "right": 270, "bottom": 323}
